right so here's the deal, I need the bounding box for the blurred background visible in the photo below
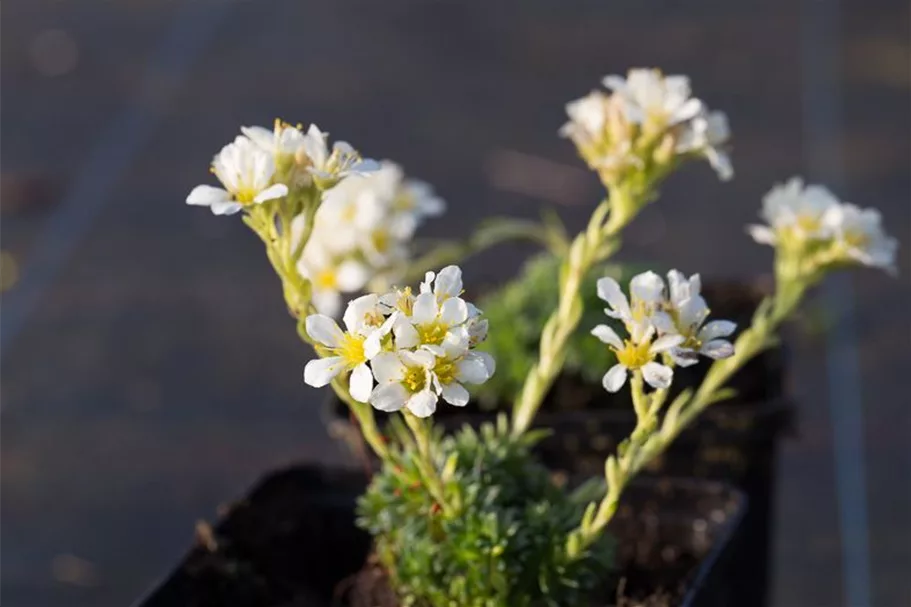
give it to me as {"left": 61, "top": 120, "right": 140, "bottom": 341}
{"left": 1, "top": 1, "right": 908, "bottom": 606}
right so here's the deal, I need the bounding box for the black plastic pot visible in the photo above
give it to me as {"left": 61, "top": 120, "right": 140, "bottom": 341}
{"left": 134, "top": 464, "right": 746, "bottom": 607}
{"left": 326, "top": 281, "right": 792, "bottom": 607}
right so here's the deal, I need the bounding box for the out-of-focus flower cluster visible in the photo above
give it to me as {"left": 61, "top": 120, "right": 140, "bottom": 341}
{"left": 293, "top": 161, "right": 446, "bottom": 316}
{"left": 561, "top": 68, "right": 732, "bottom": 186}
{"left": 749, "top": 177, "right": 898, "bottom": 277}
{"left": 304, "top": 265, "right": 495, "bottom": 417}
{"left": 186, "top": 119, "right": 378, "bottom": 215}
{"left": 591, "top": 270, "right": 736, "bottom": 393}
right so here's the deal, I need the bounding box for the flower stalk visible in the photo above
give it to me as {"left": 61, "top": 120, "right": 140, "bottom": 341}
{"left": 511, "top": 190, "right": 631, "bottom": 436}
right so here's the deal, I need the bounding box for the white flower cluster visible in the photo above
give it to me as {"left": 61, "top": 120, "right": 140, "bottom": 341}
{"left": 303, "top": 266, "right": 494, "bottom": 418}
{"left": 185, "top": 120, "right": 377, "bottom": 215}
{"left": 561, "top": 68, "right": 732, "bottom": 181}
{"left": 592, "top": 270, "right": 736, "bottom": 393}
{"left": 748, "top": 177, "right": 898, "bottom": 273}
{"left": 293, "top": 162, "right": 446, "bottom": 316}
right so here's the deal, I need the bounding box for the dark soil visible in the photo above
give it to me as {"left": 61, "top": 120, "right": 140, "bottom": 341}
{"left": 138, "top": 467, "right": 744, "bottom": 607}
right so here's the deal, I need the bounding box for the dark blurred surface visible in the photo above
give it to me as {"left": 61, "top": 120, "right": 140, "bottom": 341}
{"left": 1, "top": 1, "right": 908, "bottom": 606}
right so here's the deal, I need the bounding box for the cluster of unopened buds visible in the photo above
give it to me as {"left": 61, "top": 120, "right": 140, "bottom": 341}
{"left": 303, "top": 265, "right": 494, "bottom": 418}
{"left": 561, "top": 68, "right": 732, "bottom": 187}
{"left": 592, "top": 270, "right": 736, "bottom": 392}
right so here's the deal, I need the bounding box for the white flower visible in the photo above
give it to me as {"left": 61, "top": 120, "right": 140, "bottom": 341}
{"left": 665, "top": 270, "right": 736, "bottom": 367}
{"left": 296, "top": 239, "right": 370, "bottom": 317}
{"left": 603, "top": 69, "right": 704, "bottom": 126}
{"left": 303, "top": 314, "right": 385, "bottom": 403}
{"left": 560, "top": 90, "right": 610, "bottom": 139}
{"left": 419, "top": 265, "right": 464, "bottom": 303}
{"left": 242, "top": 120, "right": 308, "bottom": 158}
{"left": 186, "top": 136, "right": 288, "bottom": 215}
{"left": 394, "top": 288, "right": 470, "bottom": 353}
{"left": 298, "top": 124, "right": 379, "bottom": 183}
{"left": 369, "top": 349, "right": 440, "bottom": 417}
{"left": 423, "top": 333, "right": 495, "bottom": 407}
{"left": 592, "top": 321, "right": 683, "bottom": 392}
{"left": 598, "top": 272, "right": 674, "bottom": 338}
{"left": 822, "top": 203, "right": 898, "bottom": 273}
{"left": 593, "top": 271, "right": 682, "bottom": 392}
{"left": 676, "top": 110, "right": 733, "bottom": 180}
{"left": 747, "top": 177, "right": 839, "bottom": 245}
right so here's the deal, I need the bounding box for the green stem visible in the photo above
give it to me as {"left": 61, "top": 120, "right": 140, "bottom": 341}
{"left": 571, "top": 274, "right": 812, "bottom": 555}
{"left": 403, "top": 412, "right": 450, "bottom": 513}
{"left": 511, "top": 189, "right": 635, "bottom": 436}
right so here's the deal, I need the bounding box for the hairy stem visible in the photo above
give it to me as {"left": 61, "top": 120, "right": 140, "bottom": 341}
{"left": 571, "top": 272, "right": 810, "bottom": 555}
{"left": 511, "top": 190, "right": 634, "bottom": 436}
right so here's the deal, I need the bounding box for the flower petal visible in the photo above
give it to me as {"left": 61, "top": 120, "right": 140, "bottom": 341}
{"left": 457, "top": 355, "right": 490, "bottom": 384}
{"left": 433, "top": 265, "right": 463, "bottom": 299}
{"left": 591, "top": 324, "right": 624, "bottom": 349}
{"left": 747, "top": 225, "right": 777, "bottom": 245}
{"left": 348, "top": 363, "right": 374, "bottom": 403}
{"left": 440, "top": 381, "right": 470, "bottom": 407}
{"left": 187, "top": 185, "right": 230, "bottom": 206}
{"left": 596, "top": 277, "right": 631, "bottom": 318}
{"left": 305, "top": 314, "right": 344, "bottom": 347}
{"left": 371, "top": 352, "right": 405, "bottom": 383}
{"left": 698, "top": 320, "right": 737, "bottom": 342}
{"left": 642, "top": 362, "right": 674, "bottom": 390}
{"left": 393, "top": 317, "right": 420, "bottom": 349}
{"left": 602, "top": 364, "right": 628, "bottom": 393}
{"left": 369, "top": 382, "right": 408, "bottom": 412}
{"left": 303, "top": 356, "right": 345, "bottom": 387}
{"left": 701, "top": 339, "right": 735, "bottom": 360}
{"left": 407, "top": 390, "right": 437, "bottom": 418}
{"left": 650, "top": 333, "right": 685, "bottom": 353}
{"left": 210, "top": 201, "right": 244, "bottom": 216}
{"left": 335, "top": 260, "right": 369, "bottom": 292}
{"left": 411, "top": 292, "right": 438, "bottom": 324}
{"left": 439, "top": 297, "right": 468, "bottom": 326}
{"left": 670, "top": 347, "right": 700, "bottom": 367}
{"left": 253, "top": 183, "right": 289, "bottom": 203}
{"left": 630, "top": 271, "right": 666, "bottom": 305}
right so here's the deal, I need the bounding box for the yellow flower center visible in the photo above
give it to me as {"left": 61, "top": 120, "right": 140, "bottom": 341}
{"left": 335, "top": 333, "right": 366, "bottom": 365}
{"left": 433, "top": 358, "right": 458, "bottom": 385}
{"left": 315, "top": 269, "right": 338, "bottom": 290}
{"left": 235, "top": 188, "right": 258, "bottom": 204}
{"left": 372, "top": 229, "right": 390, "bottom": 253}
{"left": 416, "top": 321, "right": 448, "bottom": 346}
{"left": 402, "top": 365, "right": 427, "bottom": 393}
{"left": 843, "top": 229, "right": 869, "bottom": 249}
{"left": 393, "top": 287, "right": 414, "bottom": 315}
{"left": 393, "top": 192, "right": 415, "bottom": 212}
{"left": 364, "top": 310, "right": 385, "bottom": 328}
{"left": 795, "top": 214, "right": 822, "bottom": 235}
{"left": 615, "top": 340, "right": 653, "bottom": 370}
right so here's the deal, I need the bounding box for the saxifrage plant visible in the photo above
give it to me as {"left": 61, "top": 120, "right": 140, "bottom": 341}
{"left": 185, "top": 68, "right": 898, "bottom": 605}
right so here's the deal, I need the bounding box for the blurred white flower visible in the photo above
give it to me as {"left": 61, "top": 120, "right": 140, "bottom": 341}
{"left": 823, "top": 203, "right": 898, "bottom": 273}
{"left": 299, "top": 125, "right": 379, "bottom": 184}
{"left": 562, "top": 68, "right": 732, "bottom": 184}
{"left": 603, "top": 69, "right": 703, "bottom": 126}
{"left": 748, "top": 177, "right": 839, "bottom": 246}
{"left": 676, "top": 110, "right": 733, "bottom": 180}
{"left": 296, "top": 241, "right": 370, "bottom": 317}
{"left": 186, "top": 136, "right": 288, "bottom": 215}
{"left": 303, "top": 313, "right": 383, "bottom": 403}
{"left": 242, "top": 120, "right": 308, "bottom": 158}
